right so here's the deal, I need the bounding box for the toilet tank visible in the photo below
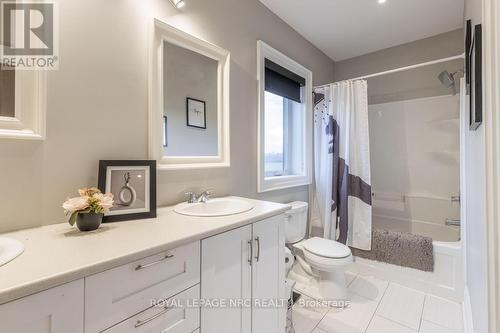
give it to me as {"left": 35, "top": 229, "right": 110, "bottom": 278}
{"left": 284, "top": 201, "right": 309, "bottom": 244}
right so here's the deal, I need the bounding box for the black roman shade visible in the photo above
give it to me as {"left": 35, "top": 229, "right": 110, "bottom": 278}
{"left": 265, "top": 58, "right": 305, "bottom": 103}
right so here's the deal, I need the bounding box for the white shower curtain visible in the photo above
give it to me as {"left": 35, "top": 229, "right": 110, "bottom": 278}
{"left": 313, "top": 80, "right": 372, "bottom": 250}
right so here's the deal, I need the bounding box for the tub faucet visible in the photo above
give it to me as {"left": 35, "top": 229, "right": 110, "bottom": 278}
{"left": 445, "top": 218, "right": 461, "bottom": 226}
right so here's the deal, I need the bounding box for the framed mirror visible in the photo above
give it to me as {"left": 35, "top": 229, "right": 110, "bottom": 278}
{"left": 0, "top": 61, "right": 46, "bottom": 140}
{"left": 149, "top": 19, "right": 230, "bottom": 170}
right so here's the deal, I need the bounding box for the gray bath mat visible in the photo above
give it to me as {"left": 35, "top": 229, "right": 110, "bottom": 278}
{"left": 350, "top": 229, "right": 434, "bottom": 272}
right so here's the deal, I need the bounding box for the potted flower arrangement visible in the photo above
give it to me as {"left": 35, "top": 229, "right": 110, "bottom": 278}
{"left": 63, "top": 187, "right": 114, "bottom": 231}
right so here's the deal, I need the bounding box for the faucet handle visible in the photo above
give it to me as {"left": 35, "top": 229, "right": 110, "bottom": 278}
{"left": 185, "top": 192, "right": 197, "bottom": 203}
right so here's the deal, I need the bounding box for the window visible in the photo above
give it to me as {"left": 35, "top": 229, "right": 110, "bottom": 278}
{"left": 257, "top": 41, "right": 312, "bottom": 192}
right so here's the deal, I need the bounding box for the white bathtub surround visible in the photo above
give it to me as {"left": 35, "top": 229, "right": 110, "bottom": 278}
{"left": 292, "top": 274, "right": 463, "bottom": 333}
{"left": 0, "top": 197, "right": 289, "bottom": 305}
{"left": 373, "top": 214, "right": 460, "bottom": 242}
{"left": 313, "top": 80, "right": 372, "bottom": 250}
{"left": 369, "top": 95, "right": 461, "bottom": 243}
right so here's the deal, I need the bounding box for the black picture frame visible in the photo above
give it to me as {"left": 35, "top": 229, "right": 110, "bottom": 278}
{"left": 163, "top": 115, "right": 168, "bottom": 147}
{"left": 465, "top": 20, "right": 472, "bottom": 93}
{"left": 98, "top": 160, "right": 157, "bottom": 222}
{"left": 468, "top": 24, "right": 483, "bottom": 131}
{"left": 186, "top": 97, "right": 207, "bottom": 129}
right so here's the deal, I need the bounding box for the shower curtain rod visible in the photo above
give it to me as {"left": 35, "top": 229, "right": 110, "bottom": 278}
{"left": 314, "top": 53, "right": 465, "bottom": 89}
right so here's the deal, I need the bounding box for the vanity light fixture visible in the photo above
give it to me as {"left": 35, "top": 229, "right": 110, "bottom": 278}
{"left": 378, "top": 0, "right": 387, "bottom": 3}
{"left": 169, "top": 0, "right": 186, "bottom": 9}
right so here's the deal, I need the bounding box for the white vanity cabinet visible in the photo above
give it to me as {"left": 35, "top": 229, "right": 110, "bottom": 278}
{"left": 0, "top": 205, "right": 288, "bottom": 333}
{"left": 201, "top": 214, "right": 286, "bottom": 333}
{"left": 0, "top": 279, "right": 84, "bottom": 333}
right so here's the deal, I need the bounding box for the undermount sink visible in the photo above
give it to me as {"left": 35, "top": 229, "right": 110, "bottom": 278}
{"left": 0, "top": 237, "right": 24, "bottom": 267}
{"left": 174, "top": 198, "right": 254, "bottom": 217}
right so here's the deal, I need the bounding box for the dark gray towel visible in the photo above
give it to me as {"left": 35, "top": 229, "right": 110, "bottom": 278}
{"left": 350, "top": 229, "right": 434, "bottom": 272}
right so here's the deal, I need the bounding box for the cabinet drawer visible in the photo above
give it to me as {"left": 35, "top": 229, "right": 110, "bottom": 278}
{"left": 103, "top": 284, "right": 200, "bottom": 333}
{"left": 0, "top": 279, "right": 84, "bottom": 333}
{"left": 85, "top": 241, "right": 200, "bottom": 333}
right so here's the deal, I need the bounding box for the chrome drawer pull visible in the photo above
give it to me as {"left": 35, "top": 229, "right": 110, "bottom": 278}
{"left": 254, "top": 237, "right": 260, "bottom": 262}
{"left": 135, "top": 254, "right": 174, "bottom": 271}
{"left": 248, "top": 240, "right": 253, "bottom": 266}
{"left": 134, "top": 306, "right": 171, "bottom": 328}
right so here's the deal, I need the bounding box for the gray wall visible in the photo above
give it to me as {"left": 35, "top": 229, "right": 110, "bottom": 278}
{"left": 163, "top": 42, "right": 218, "bottom": 156}
{"left": 463, "top": 0, "right": 488, "bottom": 332}
{"left": 0, "top": 0, "right": 335, "bottom": 233}
{"left": 333, "top": 29, "right": 464, "bottom": 104}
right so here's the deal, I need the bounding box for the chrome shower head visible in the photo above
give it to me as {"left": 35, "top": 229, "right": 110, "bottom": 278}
{"left": 438, "top": 70, "right": 456, "bottom": 88}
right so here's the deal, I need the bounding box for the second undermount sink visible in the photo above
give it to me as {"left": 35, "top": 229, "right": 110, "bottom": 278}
{"left": 0, "top": 237, "right": 24, "bottom": 267}
{"left": 174, "top": 197, "right": 254, "bottom": 217}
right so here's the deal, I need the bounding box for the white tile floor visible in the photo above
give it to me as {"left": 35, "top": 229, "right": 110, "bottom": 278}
{"left": 291, "top": 273, "right": 463, "bottom": 333}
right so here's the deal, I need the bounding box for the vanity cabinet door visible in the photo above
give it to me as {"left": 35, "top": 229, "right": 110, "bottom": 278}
{"left": 252, "top": 215, "right": 286, "bottom": 333}
{"left": 201, "top": 224, "right": 252, "bottom": 333}
{"left": 0, "top": 279, "right": 84, "bottom": 333}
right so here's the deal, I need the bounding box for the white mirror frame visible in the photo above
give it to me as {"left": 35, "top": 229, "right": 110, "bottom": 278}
{"left": 0, "top": 69, "right": 46, "bottom": 140}
{"left": 149, "top": 19, "right": 230, "bottom": 170}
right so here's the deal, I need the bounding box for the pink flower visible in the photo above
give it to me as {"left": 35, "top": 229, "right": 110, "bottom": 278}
{"left": 62, "top": 197, "right": 89, "bottom": 213}
{"left": 94, "top": 193, "right": 114, "bottom": 211}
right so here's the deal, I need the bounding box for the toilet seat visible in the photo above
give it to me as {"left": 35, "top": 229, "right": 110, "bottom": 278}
{"left": 292, "top": 237, "right": 353, "bottom": 273}
{"left": 302, "top": 237, "right": 351, "bottom": 258}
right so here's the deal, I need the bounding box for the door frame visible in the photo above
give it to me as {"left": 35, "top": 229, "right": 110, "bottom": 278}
{"left": 483, "top": 0, "right": 500, "bottom": 331}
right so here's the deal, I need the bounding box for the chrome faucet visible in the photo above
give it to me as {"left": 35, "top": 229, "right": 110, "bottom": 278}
{"left": 185, "top": 190, "right": 213, "bottom": 203}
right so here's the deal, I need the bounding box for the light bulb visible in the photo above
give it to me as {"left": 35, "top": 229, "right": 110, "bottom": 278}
{"left": 169, "top": 0, "right": 186, "bottom": 9}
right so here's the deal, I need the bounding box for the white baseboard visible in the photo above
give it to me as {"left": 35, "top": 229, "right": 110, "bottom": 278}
{"left": 463, "top": 286, "right": 474, "bottom": 333}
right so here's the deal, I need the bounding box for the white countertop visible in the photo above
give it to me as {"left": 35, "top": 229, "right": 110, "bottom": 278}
{"left": 0, "top": 197, "right": 290, "bottom": 305}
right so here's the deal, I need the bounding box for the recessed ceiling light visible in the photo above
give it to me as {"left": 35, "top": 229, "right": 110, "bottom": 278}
{"left": 378, "top": 0, "right": 387, "bottom": 3}
{"left": 169, "top": 0, "right": 185, "bottom": 9}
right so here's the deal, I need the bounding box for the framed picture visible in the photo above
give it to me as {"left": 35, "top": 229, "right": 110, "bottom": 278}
{"left": 468, "top": 24, "right": 482, "bottom": 130}
{"left": 186, "top": 97, "right": 206, "bottom": 129}
{"left": 465, "top": 20, "right": 472, "bottom": 94}
{"left": 98, "top": 160, "right": 157, "bottom": 222}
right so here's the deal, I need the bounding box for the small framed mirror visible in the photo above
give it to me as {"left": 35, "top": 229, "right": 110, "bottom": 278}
{"left": 149, "top": 19, "right": 230, "bottom": 170}
{"left": 0, "top": 58, "right": 46, "bottom": 140}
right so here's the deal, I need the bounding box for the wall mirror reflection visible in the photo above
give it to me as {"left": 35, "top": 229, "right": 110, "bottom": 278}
{"left": 0, "top": 68, "right": 15, "bottom": 118}
{"left": 162, "top": 42, "right": 218, "bottom": 157}
{"left": 149, "top": 19, "right": 230, "bottom": 170}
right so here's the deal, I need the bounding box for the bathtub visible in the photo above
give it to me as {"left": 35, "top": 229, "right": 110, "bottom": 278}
{"left": 348, "top": 214, "right": 464, "bottom": 302}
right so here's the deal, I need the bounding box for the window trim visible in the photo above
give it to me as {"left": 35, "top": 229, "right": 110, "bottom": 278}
{"left": 257, "top": 41, "right": 312, "bottom": 193}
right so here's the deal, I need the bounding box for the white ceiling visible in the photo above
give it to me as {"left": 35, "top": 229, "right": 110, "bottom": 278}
{"left": 259, "top": 0, "right": 464, "bottom": 61}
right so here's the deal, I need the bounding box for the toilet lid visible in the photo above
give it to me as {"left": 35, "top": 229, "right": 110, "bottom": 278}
{"left": 302, "top": 237, "right": 351, "bottom": 258}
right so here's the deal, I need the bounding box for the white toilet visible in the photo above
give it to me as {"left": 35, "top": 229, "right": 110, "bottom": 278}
{"left": 285, "top": 201, "right": 353, "bottom": 302}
